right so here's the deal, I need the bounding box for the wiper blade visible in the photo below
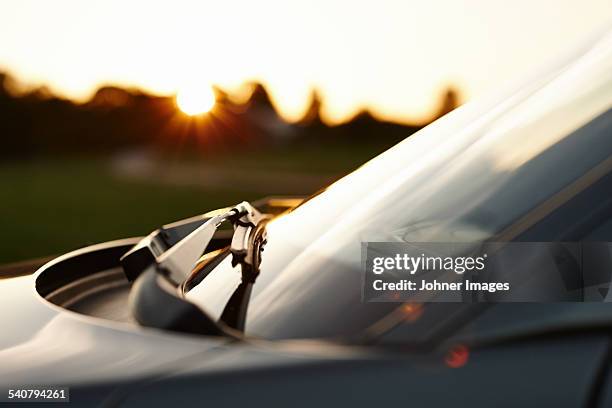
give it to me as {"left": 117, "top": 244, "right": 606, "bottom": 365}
{"left": 122, "top": 201, "right": 270, "bottom": 336}
{"left": 121, "top": 201, "right": 269, "bottom": 283}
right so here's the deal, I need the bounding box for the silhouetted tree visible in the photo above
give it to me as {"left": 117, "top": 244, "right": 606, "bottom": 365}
{"left": 298, "top": 89, "right": 324, "bottom": 127}
{"left": 433, "top": 87, "right": 461, "bottom": 120}
{"left": 0, "top": 70, "right": 450, "bottom": 160}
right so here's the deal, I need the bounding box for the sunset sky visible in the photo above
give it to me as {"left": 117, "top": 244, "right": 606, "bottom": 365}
{"left": 0, "top": 0, "right": 610, "bottom": 124}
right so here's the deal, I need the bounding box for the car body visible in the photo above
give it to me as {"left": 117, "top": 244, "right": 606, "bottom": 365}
{"left": 1, "top": 28, "right": 612, "bottom": 407}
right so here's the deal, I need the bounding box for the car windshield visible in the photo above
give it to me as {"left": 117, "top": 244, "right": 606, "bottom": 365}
{"left": 186, "top": 30, "right": 612, "bottom": 340}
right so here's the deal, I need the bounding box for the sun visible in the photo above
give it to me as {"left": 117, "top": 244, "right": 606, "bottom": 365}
{"left": 176, "top": 86, "right": 216, "bottom": 116}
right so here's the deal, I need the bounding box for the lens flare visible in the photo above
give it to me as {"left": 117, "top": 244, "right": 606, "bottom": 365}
{"left": 176, "top": 86, "right": 216, "bottom": 116}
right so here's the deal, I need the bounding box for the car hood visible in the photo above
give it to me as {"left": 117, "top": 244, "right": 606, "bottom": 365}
{"left": 0, "top": 275, "right": 232, "bottom": 385}
{"left": 0, "top": 273, "right": 369, "bottom": 405}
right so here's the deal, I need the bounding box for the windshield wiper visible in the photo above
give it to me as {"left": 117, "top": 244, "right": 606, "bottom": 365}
{"left": 121, "top": 201, "right": 270, "bottom": 336}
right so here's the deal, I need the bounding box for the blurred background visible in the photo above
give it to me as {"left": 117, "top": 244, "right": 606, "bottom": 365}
{"left": 0, "top": 0, "right": 611, "bottom": 264}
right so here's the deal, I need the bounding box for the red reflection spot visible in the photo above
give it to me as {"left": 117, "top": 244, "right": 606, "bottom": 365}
{"left": 445, "top": 345, "right": 469, "bottom": 368}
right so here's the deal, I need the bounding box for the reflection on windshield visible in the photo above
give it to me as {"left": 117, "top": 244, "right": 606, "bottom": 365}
{"left": 187, "top": 31, "right": 612, "bottom": 340}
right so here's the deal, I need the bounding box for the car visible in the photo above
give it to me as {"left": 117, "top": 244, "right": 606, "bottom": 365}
{"left": 1, "top": 28, "right": 612, "bottom": 407}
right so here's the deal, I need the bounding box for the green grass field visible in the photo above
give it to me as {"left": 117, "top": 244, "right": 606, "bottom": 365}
{"left": 0, "top": 159, "right": 265, "bottom": 263}
{"left": 0, "top": 144, "right": 385, "bottom": 263}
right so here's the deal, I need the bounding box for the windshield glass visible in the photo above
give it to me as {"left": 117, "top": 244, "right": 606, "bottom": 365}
{"left": 186, "top": 31, "right": 612, "bottom": 340}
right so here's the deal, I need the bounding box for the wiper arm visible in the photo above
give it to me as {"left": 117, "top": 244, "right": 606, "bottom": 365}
{"left": 122, "top": 201, "right": 268, "bottom": 283}
{"left": 159, "top": 201, "right": 268, "bottom": 285}
{"left": 122, "top": 201, "right": 270, "bottom": 336}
